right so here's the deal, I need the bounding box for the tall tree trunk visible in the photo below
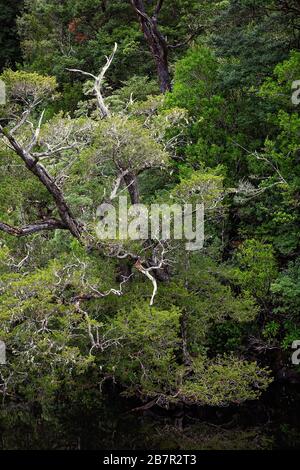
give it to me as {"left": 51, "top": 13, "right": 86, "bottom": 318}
{"left": 131, "top": 0, "right": 171, "bottom": 93}
{"left": 181, "top": 311, "right": 192, "bottom": 366}
{"left": 123, "top": 172, "right": 140, "bottom": 205}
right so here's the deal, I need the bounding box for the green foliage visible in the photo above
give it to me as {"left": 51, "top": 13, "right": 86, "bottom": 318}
{"left": 0, "top": 69, "right": 58, "bottom": 106}
{"left": 156, "top": 254, "right": 259, "bottom": 355}
{"left": 211, "top": 0, "right": 297, "bottom": 89}
{"left": 93, "top": 115, "right": 169, "bottom": 174}
{"left": 108, "top": 75, "right": 159, "bottom": 112}
{"left": 271, "top": 261, "right": 300, "bottom": 316}
{"left": 0, "top": 0, "right": 23, "bottom": 71}
{"left": 232, "top": 239, "right": 278, "bottom": 301}
{"left": 259, "top": 51, "right": 300, "bottom": 109}
{"left": 207, "top": 322, "right": 244, "bottom": 354}
{"left": 262, "top": 321, "right": 280, "bottom": 341}
{"left": 171, "top": 170, "right": 224, "bottom": 207}
{"left": 270, "top": 261, "right": 300, "bottom": 349}
{"left": 104, "top": 303, "right": 181, "bottom": 398}
{"left": 180, "top": 356, "right": 272, "bottom": 406}
{"left": 166, "top": 46, "right": 218, "bottom": 116}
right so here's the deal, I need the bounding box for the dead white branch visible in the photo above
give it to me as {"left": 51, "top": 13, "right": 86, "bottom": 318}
{"left": 26, "top": 109, "right": 45, "bottom": 153}
{"left": 134, "top": 241, "right": 167, "bottom": 306}
{"left": 67, "top": 43, "right": 118, "bottom": 119}
{"left": 139, "top": 265, "right": 157, "bottom": 306}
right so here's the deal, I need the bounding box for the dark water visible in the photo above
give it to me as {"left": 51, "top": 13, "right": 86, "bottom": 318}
{"left": 0, "top": 383, "right": 300, "bottom": 450}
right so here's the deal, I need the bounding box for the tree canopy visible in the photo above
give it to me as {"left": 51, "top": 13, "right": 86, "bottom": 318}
{"left": 0, "top": 0, "right": 300, "bottom": 450}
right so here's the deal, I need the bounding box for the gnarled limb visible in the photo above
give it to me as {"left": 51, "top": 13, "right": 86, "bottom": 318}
{"left": 0, "top": 219, "right": 68, "bottom": 237}
{"left": 0, "top": 124, "right": 82, "bottom": 239}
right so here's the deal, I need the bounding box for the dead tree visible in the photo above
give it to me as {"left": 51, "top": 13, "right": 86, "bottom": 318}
{"left": 67, "top": 43, "right": 118, "bottom": 119}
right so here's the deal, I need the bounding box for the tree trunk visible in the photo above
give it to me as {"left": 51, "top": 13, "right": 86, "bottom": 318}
{"left": 131, "top": 0, "right": 171, "bottom": 93}
{"left": 181, "top": 312, "right": 192, "bottom": 366}
{"left": 123, "top": 172, "right": 140, "bottom": 205}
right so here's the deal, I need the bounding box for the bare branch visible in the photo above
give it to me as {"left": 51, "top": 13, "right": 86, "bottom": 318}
{"left": 26, "top": 109, "right": 45, "bottom": 153}
{"left": 10, "top": 108, "right": 32, "bottom": 135}
{"left": 5, "top": 244, "right": 32, "bottom": 270}
{"left": 73, "top": 274, "right": 133, "bottom": 302}
{"left": 135, "top": 259, "right": 157, "bottom": 306}
{"left": 233, "top": 141, "right": 287, "bottom": 184}
{"left": 65, "top": 69, "right": 97, "bottom": 81}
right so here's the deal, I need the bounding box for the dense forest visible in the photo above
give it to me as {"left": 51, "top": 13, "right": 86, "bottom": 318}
{"left": 0, "top": 0, "right": 300, "bottom": 451}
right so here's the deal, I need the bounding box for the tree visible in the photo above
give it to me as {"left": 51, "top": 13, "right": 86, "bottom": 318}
{"left": 0, "top": 53, "right": 191, "bottom": 303}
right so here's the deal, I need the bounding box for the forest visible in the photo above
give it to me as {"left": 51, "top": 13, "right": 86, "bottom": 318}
{"left": 0, "top": 0, "right": 300, "bottom": 452}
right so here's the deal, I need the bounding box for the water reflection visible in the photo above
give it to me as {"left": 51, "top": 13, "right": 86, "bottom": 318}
{"left": 0, "top": 383, "right": 299, "bottom": 450}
